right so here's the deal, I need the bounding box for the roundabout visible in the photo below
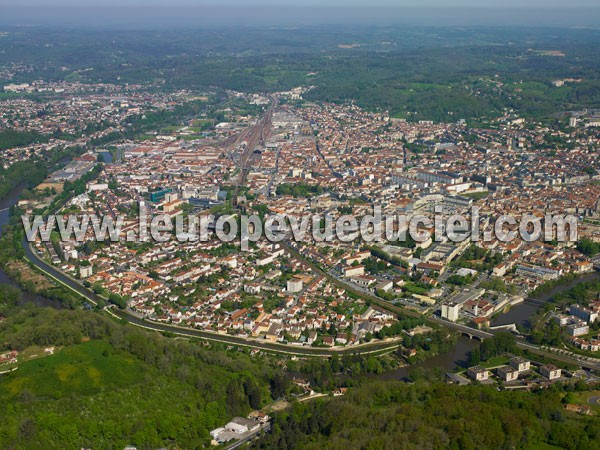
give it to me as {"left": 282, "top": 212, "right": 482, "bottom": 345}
{"left": 587, "top": 396, "right": 600, "bottom": 406}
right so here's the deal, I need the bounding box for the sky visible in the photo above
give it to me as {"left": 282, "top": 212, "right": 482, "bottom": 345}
{"left": 2, "top": 0, "right": 600, "bottom": 6}
{"left": 1, "top": 0, "right": 599, "bottom": 27}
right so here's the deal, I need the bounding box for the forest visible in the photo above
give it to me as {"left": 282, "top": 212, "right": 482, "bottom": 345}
{"left": 0, "top": 306, "right": 287, "bottom": 449}
{"left": 2, "top": 26, "right": 600, "bottom": 121}
{"left": 0, "top": 130, "right": 48, "bottom": 150}
{"left": 251, "top": 381, "right": 600, "bottom": 450}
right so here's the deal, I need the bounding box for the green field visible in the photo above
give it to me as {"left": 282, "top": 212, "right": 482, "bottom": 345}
{"left": 572, "top": 390, "right": 600, "bottom": 413}
{"left": 480, "top": 356, "right": 510, "bottom": 369}
{"left": 1, "top": 340, "right": 147, "bottom": 400}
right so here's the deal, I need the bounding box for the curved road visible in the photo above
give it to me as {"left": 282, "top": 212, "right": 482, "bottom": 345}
{"left": 21, "top": 237, "right": 600, "bottom": 370}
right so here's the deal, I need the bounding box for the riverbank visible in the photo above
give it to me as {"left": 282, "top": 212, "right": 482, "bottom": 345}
{"left": 491, "top": 271, "right": 600, "bottom": 328}
{"left": 0, "top": 184, "right": 64, "bottom": 308}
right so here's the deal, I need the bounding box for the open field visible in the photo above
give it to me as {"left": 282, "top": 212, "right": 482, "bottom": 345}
{"left": 0, "top": 340, "right": 147, "bottom": 400}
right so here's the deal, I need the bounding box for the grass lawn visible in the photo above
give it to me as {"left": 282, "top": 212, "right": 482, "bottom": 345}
{"left": 0, "top": 340, "right": 148, "bottom": 400}
{"left": 572, "top": 390, "right": 600, "bottom": 413}
{"left": 480, "top": 355, "right": 510, "bottom": 369}
{"left": 463, "top": 191, "right": 489, "bottom": 201}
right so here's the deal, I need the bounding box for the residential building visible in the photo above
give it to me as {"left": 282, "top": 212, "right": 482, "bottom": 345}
{"left": 540, "top": 364, "right": 562, "bottom": 380}
{"left": 497, "top": 366, "right": 519, "bottom": 382}
{"left": 467, "top": 366, "right": 489, "bottom": 381}
{"left": 509, "top": 357, "right": 530, "bottom": 373}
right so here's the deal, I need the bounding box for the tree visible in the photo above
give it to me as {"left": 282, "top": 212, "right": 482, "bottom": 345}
{"left": 108, "top": 293, "right": 127, "bottom": 309}
{"left": 270, "top": 373, "right": 289, "bottom": 399}
{"left": 468, "top": 347, "right": 481, "bottom": 366}
{"left": 243, "top": 378, "right": 262, "bottom": 410}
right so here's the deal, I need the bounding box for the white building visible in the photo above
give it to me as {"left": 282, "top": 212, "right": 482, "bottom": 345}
{"left": 441, "top": 302, "right": 460, "bottom": 322}
{"left": 80, "top": 265, "right": 93, "bottom": 279}
{"left": 540, "top": 364, "right": 562, "bottom": 380}
{"left": 225, "top": 417, "right": 260, "bottom": 434}
{"left": 566, "top": 322, "right": 589, "bottom": 337}
{"left": 467, "top": 366, "right": 489, "bottom": 381}
{"left": 509, "top": 357, "right": 530, "bottom": 373}
{"left": 287, "top": 277, "right": 303, "bottom": 293}
{"left": 497, "top": 366, "right": 519, "bottom": 382}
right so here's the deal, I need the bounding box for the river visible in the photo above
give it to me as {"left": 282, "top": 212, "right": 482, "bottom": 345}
{"left": 491, "top": 271, "right": 600, "bottom": 328}
{"left": 376, "top": 336, "right": 478, "bottom": 380}
{"left": 0, "top": 184, "right": 63, "bottom": 308}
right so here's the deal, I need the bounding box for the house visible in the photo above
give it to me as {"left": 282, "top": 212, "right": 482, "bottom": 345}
{"left": 565, "top": 404, "right": 592, "bottom": 415}
{"left": 210, "top": 427, "right": 225, "bottom": 439}
{"left": 497, "top": 366, "right": 519, "bottom": 382}
{"left": 472, "top": 317, "right": 490, "bottom": 329}
{"left": 467, "top": 366, "right": 489, "bottom": 381}
{"left": 225, "top": 417, "right": 260, "bottom": 434}
{"left": 416, "top": 262, "right": 445, "bottom": 276}
{"left": 248, "top": 411, "right": 270, "bottom": 424}
{"left": 540, "top": 364, "right": 562, "bottom": 380}
{"left": 323, "top": 336, "right": 335, "bottom": 347}
{"left": 509, "top": 357, "right": 530, "bottom": 373}
{"left": 345, "top": 251, "right": 371, "bottom": 265}
{"left": 333, "top": 387, "right": 348, "bottom": 396}
{"left": 244, "top": 283, "right": 262, "bottom": 294}
{"left": 376, "top": 279, "right": 394, "bottom": 292}
{"left": 351, "top": 275, "right": 377, "bottom": 287}
{"left": 335, "top": 333, "right": 348, "bottom": 345}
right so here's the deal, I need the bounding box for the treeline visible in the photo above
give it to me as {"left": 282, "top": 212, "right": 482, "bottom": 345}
{"left": 287, "top": 328, "right": 455, "bottom": 390}
{"left": 0, "top": 129, "right": 48, "bottom": 150}
{"left": 0, "top": 160, "right": 47, "bottom": 200}
{"left": 43, "top": 163, "right": 103, "bottom": 214}
{"left": 530, "top": 279, "right": 600, "bottom": 345}
{"left": 0, "top": 284, "right": 21, "bottom": 314}
{"left": 253, "top": 381, "right": 600, "bottom": 450}
{"left": 453, "top": 244, "right": 504, "bottom": 272}
{"left": 468, "top": 332, "right": 516, "bottom": 366}
{"left": 0, "top": 143, "right": 86, "bottom": 201}
{"left": 89, "top": 100, "right": 212, "bottom": 146}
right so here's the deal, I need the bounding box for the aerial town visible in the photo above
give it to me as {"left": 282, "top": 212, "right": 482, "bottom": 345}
{"left": 3, "top": 17, "right": 600, "bottom": 450}
{"left": 10, "top": 85, "right": 599, "bottom": 354}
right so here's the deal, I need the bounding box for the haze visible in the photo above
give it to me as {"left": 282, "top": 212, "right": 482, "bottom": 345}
{"left": 1, "top": 1, "right": 600, "bottom": 28}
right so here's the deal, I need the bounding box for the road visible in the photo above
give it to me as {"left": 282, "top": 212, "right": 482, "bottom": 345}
{"left": 430, "top": 315, "right": 600, "bottom": 371}
{"left": 23, "top": 231, "right": 600, "bottom": 371}
{"left": 223, "top": 423, "right": 271, "bottom": 450}
{"left": 281, "top": 240, "right": 424, "bottom": 321}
